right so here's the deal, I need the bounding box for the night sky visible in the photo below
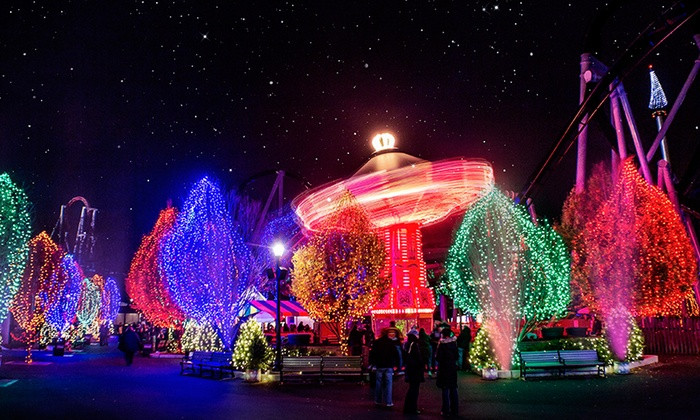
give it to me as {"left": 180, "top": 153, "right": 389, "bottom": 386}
{"left": 1, "top": 1, "right": 698, "bottom": 278}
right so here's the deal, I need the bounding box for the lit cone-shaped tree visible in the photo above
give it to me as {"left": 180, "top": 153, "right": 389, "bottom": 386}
{"left": 0, "top": 173, "right": 32, "bottom": 326}
{"left": 559, "top": 163, "right": 613, "bottom": 309}
{"left": 45, "top": 253, "right": 83, "bottom": 334}
{"left": 126, "top": 206, "right": 185, "bottom": 327}
{"left": 443, "top": 188, "right": 570, "bottom": 370}
{"left": 161, "top": 177, "right": 251, "bottom": 349}
{"left": 10, "top": 232, "right": 64, "bottom": 347}
{"left": 291, "top": 191, "right": 388, "bottom": 354}
{"left": 232, "top": 319, "right": 274, "bottom": 375}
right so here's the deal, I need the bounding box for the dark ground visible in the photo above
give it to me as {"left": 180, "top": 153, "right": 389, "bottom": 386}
{"left": 1, "top": 343, "right": 699, "bottom": 420}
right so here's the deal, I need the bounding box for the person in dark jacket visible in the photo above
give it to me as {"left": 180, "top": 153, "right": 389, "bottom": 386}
{"left": 436, "top": 328, "right": 459, "bottom": 417}
{"left": 418, "top": 328, "right": 432, "bottom": 376}
{"left": 118, "top": 326, "right": 141, "bottom": 366}
{"left": 369, "top": 328, "right": 400, "bottom": 408}
{"left": 456, "top": 326, "right": 471, "bottom": 371}
{"left": 403, "top": 330, "right": 425, "bottom": 414}
{"left": 348, "top": 324, "right": 364, "bottom": 356}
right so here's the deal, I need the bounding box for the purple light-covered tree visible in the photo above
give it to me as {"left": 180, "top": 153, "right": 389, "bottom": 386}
{"left": 161, "top": 177, "right": 251, "bottom": 348}
{"left": 100, "top": 276, "right": 121, "bottom": 326}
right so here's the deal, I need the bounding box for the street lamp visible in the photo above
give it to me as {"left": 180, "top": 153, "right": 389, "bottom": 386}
{"left": 272, "top": 242, "right": 285, "bottom": 371}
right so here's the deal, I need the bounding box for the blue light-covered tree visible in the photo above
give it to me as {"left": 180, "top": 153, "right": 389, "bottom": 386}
{"left": 45, "top": 253, "right": 84, "bottom": 333}
{"left": 161, "top": 177, "right": 251, "bottom": 348}
{"left": 100, "top": 276, "right": 121, "bottom": 326}
{"left": 0, "top": 173, "right": 32, "bottom": 324}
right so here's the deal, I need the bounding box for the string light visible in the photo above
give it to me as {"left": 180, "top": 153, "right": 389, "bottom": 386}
{"left": 0, "top": 173, "right": 32, "bottom": 324}
{"left": 161, "top": 177, "right": 251, "bottom": 348}
{"left": 10, "top": 232, "right": 63, "bottom": 331}
{"left": 291, "top": 191, "right": 388, "bottom": 353}
{"left": 584, "top": 159, "right": 696, "bottom": 358}
{"left": 126, "top": 206, "right": 185, "bottom": 327}
{"left": 77, "top": 276, "right": 101, "bottom": 335}
{"left": 443, "top": 188, "right": 570, "bottom": 370}
{"left": 100, "top": 276, "right": 120, "bottom": 326}
{"left": 180, "top": 318, "right": 223, "bottom": 352}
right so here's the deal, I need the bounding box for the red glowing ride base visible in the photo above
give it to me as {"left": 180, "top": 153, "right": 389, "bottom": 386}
{"left": 371, "top": 223, "right": 435, "bottom": 331}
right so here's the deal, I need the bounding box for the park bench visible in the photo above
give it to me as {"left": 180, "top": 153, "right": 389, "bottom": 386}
{"left": 280, "top": 356, "right": 323, "bottom": 384}
{"left": 321, "top": 356, "right": 364, "bottom": 382}
{"left": 519, "top": 350, "right": 562, "bottom": 379}
{"left": 558, "top": 349, "right": 607, "bottom": 377}
{"left": 180, "top": 351, "right": 212, "bottom": 375}
{"left": 199, "top": 352, "right": 234, "bottom": 379}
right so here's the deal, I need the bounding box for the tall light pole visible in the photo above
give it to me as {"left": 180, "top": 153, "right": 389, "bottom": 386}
{"left": 272, "top": 242, "right": 285, "bottom": 371}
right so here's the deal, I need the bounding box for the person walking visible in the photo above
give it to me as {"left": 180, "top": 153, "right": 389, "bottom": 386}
{"left": 369, "top": 328, "right": 400, "bottom": 408}
{"left": 436, "top": 328, "right": 459, "bottom": 417}
{"left": 118, "top": 325, "right": 141, "bottom": 366}
{"left": 456, "top": 326, "right": 471, "bottom": 371}
{"left": 403, "top": 330, "right": 425, "bottom": 415}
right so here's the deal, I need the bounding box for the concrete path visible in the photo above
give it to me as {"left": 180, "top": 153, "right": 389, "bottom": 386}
{"left": 1, "top": 345, "right": 699, "bottom": 419}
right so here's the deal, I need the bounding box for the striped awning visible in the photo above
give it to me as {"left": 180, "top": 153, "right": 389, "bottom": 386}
{"left": 250, "top": 300, "right": 308, "bottom": 317}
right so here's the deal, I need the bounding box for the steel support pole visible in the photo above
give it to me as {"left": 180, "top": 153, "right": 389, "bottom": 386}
{"left": 616, "top": 84, "right": 653, "bottom": 183}
{"left": 609, "top": 85, "right": 627, "bottom": 160}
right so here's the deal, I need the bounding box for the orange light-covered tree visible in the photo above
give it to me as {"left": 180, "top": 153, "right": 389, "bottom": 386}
{"left": 291, "top": 191, "right": 388, "bottom": 353}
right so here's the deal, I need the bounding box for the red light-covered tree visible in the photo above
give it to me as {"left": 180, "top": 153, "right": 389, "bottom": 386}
{"left": 126, "top": 206, "right": 184, "bottom": 327}
{"left": 584, "top": 159, "right": 697, "bottom": 358}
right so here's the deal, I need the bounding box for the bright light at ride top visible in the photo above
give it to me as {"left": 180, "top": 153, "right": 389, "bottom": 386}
{"left": 371, "top": 132, "right": 397, "bottom": 153}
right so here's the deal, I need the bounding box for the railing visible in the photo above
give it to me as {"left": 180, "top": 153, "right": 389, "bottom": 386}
{"left": 640, "top": 317, "right": 700, "bottom": 355}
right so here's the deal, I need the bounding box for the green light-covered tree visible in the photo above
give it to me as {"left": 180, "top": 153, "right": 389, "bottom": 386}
{"left": 232, "top": 319, "right": 274, "bottom": 375}
{"left": 0, "top": 173, "right": 32, "bottom": 327}
{"left": 443, "top": 188, "right": 570, "bottom": 369}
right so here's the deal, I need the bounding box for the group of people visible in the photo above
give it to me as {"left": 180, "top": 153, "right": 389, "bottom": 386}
{"left": 368, "top": 321, "right": 471, "bottom": 417}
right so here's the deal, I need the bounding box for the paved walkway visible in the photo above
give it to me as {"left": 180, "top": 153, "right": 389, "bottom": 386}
{"left": 1, "top": 345, "right": 699, "bottom": 419}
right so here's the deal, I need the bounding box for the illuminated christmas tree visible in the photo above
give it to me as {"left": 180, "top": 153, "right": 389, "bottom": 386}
{"left": 0, "top": 173, "right": 32, "bottom": 324}
{"left": 126, "top": 206, "right": 184, "bottom": 327}
{"left": 45, "top": 253, "right": 84, "bottom": 333}
{"left": 232, "top": 319, "right": 273, "bottom": 372}
{"left": 444, "top": 188, "right": 570, "bottom": 369}
{"left": 161, "top": 177, "right": 251, "bottom": 348}
{"left": 10, "top": 232, "right": 63, "bottom": 343}
{"left": 181, "top": 318, "right": 223, "bottom": 352}
{"left": 291, "top": 191, "right": 388, "bottom": 353}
